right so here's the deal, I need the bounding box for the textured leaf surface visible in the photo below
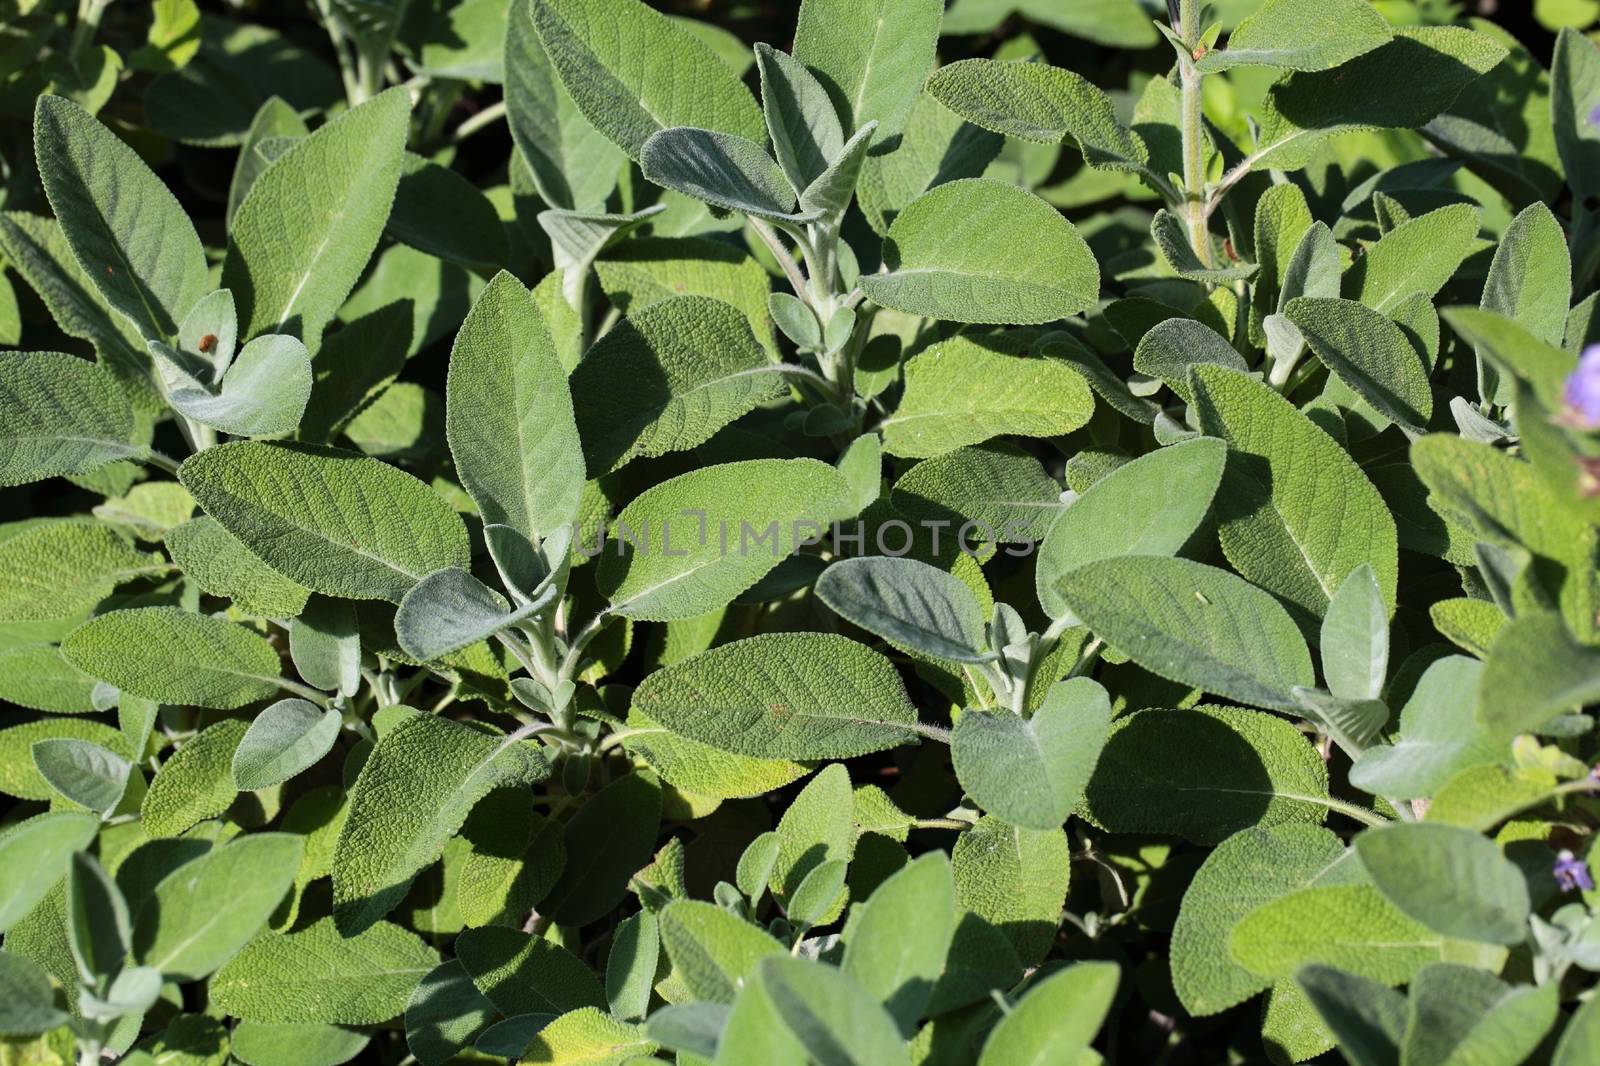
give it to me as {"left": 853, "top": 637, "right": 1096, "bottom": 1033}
{"left": 1035, "top": 437, "right": 1225, "bottom": 619}
{"left": 951, "top": 815, "right": 1069, "bottom": 967}
{"left": 1286, "top": 297, "right": 1433, "bottom": 432}
{"left": 1229, "top": 884, "right": 1441, "bottom": 984}
{"left": 542, "top": 771, "right": 661, "bottom": 927}
{"left": 181, "top": 442, "right": 470, "bottom": 603}
{"left": 816, "top": 555, "right": 988, "bottom": 663}
{"left": 1350, "top": 203, "right": 1482, "bottom": 314}
{"left": 1475, "top": 611, "right": 1600, "bottom": 740}
{"left": 640, "top": 128, "right": 802, "bottom": 221}
{"left": 792, "top": 0, "right": 941, "bottom": 142}
{"left": 1354, "top": 824, "right": 1530, "bottom": 945}
{"left": 0, "top": 718, "right": 130, "bottom": 800}
{"left": 571, "top": 296, "right": 783, "bottom": 475}
{"left": 0, "top": 351, "right": 138, "bottom": 486}
{"left": 760, "top": 956, "right": 910, "bottom": 1066}
{"left": 332, "top": 714, "right": 548, "bottom": 935}
{"left": 631, "top": 633, "right": 921, "bottom": 759}
{"left": 880, "top": 335, "right": 1093, "bottom": 458}
{"left": 34, "top": 95, "right": 207, "bottom": 342}
{"left": 133, "top": 832, "right": 303, "bottom": 980}
{"left": 976, "top": 961, "right": 1118, "bottom": 1066}
{"left": 210, "top": 917, "right": 439, "bottom": 1024}
{"left": 62, "top": 607, "right": 282, "bottom": 709}
{"left": 1058, "top": 556, "right": 1314, "bottom": 711}
{"left": 1350, "top": 656, "right": 1502, "bottom": 798}
{"left": 0, "top": 521, "right": 162, "bottom": 622}
{"left": 531, "top": 0, "right": 764, "bottom": 160}
{"left": 1198, "top": 0, "right": 1392, "bottom": 72}
{"left": 224, "top": 88, "right": 409, "bottom": 346}
{"left": 455, "top": 927, "right": 604, "bottom": 1017}
{"left": 889, "top": 442, "right": 1064, "bottom": 544}
{"left": 659, "top": 899, "right": 786, "bottom": 1004}
{"left": 231, "top": 699, "right": 342, "bottom": 790}
{"left": 841, "top": 852, "right": 955, "bottom": 1033}
{"left": 140, "top": 718, "right": 248, "bottom": 837}
{"left": 861, "top": 179, "right": 1099, "bottom": 325}
{"left": 1084, "top": 705, "right": 1330, "bottom": 844}
{"left": 1171, "top": 824, "right": 1353, "bottom": 1017}
{"left": 1191, "top": 365, "right": 1398, "bottom": 626}
{"left": 0, "top": 812, "right": 99, "bottom": 931}
{"left": 596, "top": 459, "right": 852, "bottom": 620}
{"left": 167, "top": 516, "right": 310, "bottom": 619}
{"left": 954, "top": 679, "right": 1111, "bottom": 831}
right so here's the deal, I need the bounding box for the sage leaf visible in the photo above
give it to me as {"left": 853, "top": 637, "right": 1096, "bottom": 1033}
{"left": 640, "top": 127, "right": 807, "bottom": 223}
{"left": 332, "top": 714, "right": 548, "bottom": 933}
{"left": 1354, "top": 823, "right": 1530, "bottom": 945}
{"left": 1196, "top": 0, "right": 1393, "bottom": 73}
{"left": 0, "top": 351, "right": 139, "bottom": 486}
{"left": 976, "top": 961, "right": 1118, "bottom": 1066}
{"left": 1349, "top": 655, "right": 1502, "bottom": 799}
{"left": 0, "top": 812, "right": 99, "bottom": 931}
{"left": 658, "top": 899, "right": 786, "bottom": 1004}
{"left": 841, "top": 852, "right": 955, "bottom": 1034}
{"left": 953, "top": 678, "right": 1112, "bottom": 831}
{"left": 32, "top": 738, "right": 130, "bottom": 813}
{"left": 861, "top": 179, "right": 1099, "bottom": 325}
{"left": 760, "top": 956, "right": 910, "bottom": 1066}
{"left": 180, "top": 441, "right": 471, "bottom": 603}
{"left": 630, "top": 633, "right": 921, "bottom": 759}
{"left": 61, "top": 606, "right": 282, "bottom": 709}
{"left": 1229, "top": 884, "right": 1442, "bottom": 985}
{"left": 1475, "top": 611, "right": 1600, "bottom": 740}
{"left": 541, "top": 771, "right": 661, "bottom": 927}
{"left": 1285, "top": 297, "right": 1432, "bottom": 432}
{"left": 1058, "top": 556, "right": 1314, "bottom": 712}
{"left": 140, "top": 718, "right": 248, "bottom": 837}
{"left": 530, "top": 0, "right": 764, "bottom": 160}
{"left": 815, "top": 555, "right": 990, "bottom": 663}
{"left": 231, "top": 698, "right": 342, "bottom": 791}
{"left": 157, "top": 333, "right": 313, "bottom": 437}
{"left": 755, "top": 43, "right": 845, "bottom": 195}
{"left": 0, "top": 521, "right": 163, "bottom": 622}
{"left": 951, "top": 815, "right": 1069, "bottom": 966}
{"left": 792, "top": 0, "right": 941, "bottom": 143}
{"left": 1320, "top": 564, "right": 1389, "bottom": 704}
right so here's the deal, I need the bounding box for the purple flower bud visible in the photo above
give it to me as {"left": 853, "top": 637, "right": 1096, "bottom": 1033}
{"left": 1562, "top": 345, "right": 1600, "bottom": 430}
{"left": 1554, "top": 849, "right": 1594, "bottom": 893}
{"left": 1589, "top": 102, "right": 1600, "bottom": 128}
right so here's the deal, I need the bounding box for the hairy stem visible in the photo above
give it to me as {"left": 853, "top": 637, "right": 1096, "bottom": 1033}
{"left": 1177, "top": 0, "right": 1214, "bottom": 269}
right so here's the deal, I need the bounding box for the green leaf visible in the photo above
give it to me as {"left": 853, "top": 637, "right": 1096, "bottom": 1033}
{"left": 1350, "top": 655, "right": 1502, "bottom": 799}
{"left": 623, "top": 707, "right": 808, "bottom": 800}
{"left": 1058, "top": 556, "right": 1314, "bottom": 712}
{"left": 926, "top": 58, "right": 1147, "bottom": 172}
{"left": 289, "top": 596, "right": 361, "bottom": 697}
{"left": 390, "top": 154, "right": 508, "bottom": 271}
{"left": 1350, "top": 203, "right": 1482, "bottom": 314}
{"left": 841, "top": 852, "right": 955, "bottom": 1034}
{"left": 1482, "top": 202, "right": 1570, "bottom": 355}
{"left": 606, "top": 911, "right": 658, "bottom": 1022}
{"left": 976, "top": 961, "right": 1118, "bottom": 1066}
{"left": 133, "top": 832, "right": 303, "bottom": 980}
{"left": 1171, "top": 824, "right": 1353, "bottom": 1016}
{"left": 658, "top": 899, "right": 786, "bottom": 1004}
{"left": 156, "top": 333, "right": 313, "bottom": 438}
{"left": 1196, "top": 0, "right": 1393, "bottom": 72}
{"left": 856, "top": 89, "right": 1003, "bottom": 236}
{"left": 332, "top": 713, "right": 548, "bottom": 935}
{"left": 1476, "top": 611, "right": 1600, "bottom": 740}
{"left": 792, "top": 0, "right": 941, "bottom": 142}
{"left": 530, "top": 0, "right": 764, "bottom": 160}
{"left": 0, "top": 811, "right": 99, "bottom": 931}
{"left": 787, "top": 859, "right": 848, "bottom": 928}
{"left": 0, "top": 718, "right": 130, "bottom": 800}
{"left": 32, "top": 738, "right": 129, "bottom": 813}
{"left": 62, "top": 606, "right": 281, "bottom": 709}
{"left": 506, "top": 0, "right": 622, "bottom": 211}
{"left": 1320, "top": 564, "right": 1389, "bottom": 704}
{"left": 596, "top": 459, "right": 853, "bottom": 620}
{"left": 1250, "top": 28, "right": 1508, "bottom": 171}
{"left": 447, "top": 272, "right": 583, "bottom": 541}
{"left": 1285, "top": 297, "right": 1433, "bottom": 433}
{"left": 231, "top": 699, "right": 342, "bottom": 790}
{"left": 227, "top": 97, "right": 309, "bottom": 229}
{"left": 1152, "top": 209, "right": 1257, "bottom": 283}
{"left": 755, "top": 43, "right": 846, "bottom": 195}
{"left": 1084, "top": 705, "right": 1330, "bottom": 844}
{"left": 180, "top": 441, "right": 471, "bottom": 603}
{"left": 0, "top": 952, "right": 69, "bottom": 1037}
{"left": 1035, "top": 437, "right": 1226, "bottom": 620}
{"left": 34, "top": 94, "right": 208, "bottom": 343}
{"left": 593, "top": 237, "right": 778, "bottom": 359}
{"left": 640, "top": 128, "right": 807, "bottom": 222}
{"left": 1229, "top": 884, "right": 1441, "bottom": 984}
{"left": 1354, "top": 823, "right": 1529, "bottom": 944}
{"left": 0, "top": 642, "right": 101, "bottom": 714}
{"left": 167, "top": 516, "right": 310, "bottom": 619}
{"left": 405, "top": 959, "right": 497, "bottom": 1066}
{"left": 139, "top": 718, "right": 248, "bottom": 837}
{"left": 889, "top": 442, "right": 1062, "bottom": 545}
{"left": 1554, "top": 28, "right": 1600, "bottom": 203}
{"left": 861, "top": 179, "right": 1099, "bottom": 325}
{"left": 542, "top": 771, "right": 661, "bottom": 927}
{"left": 455, "top": 927, "right": 605, "bottom": 1018}
{"left": 519, "top": 1007, "right": 656, "bottom": 1065}
{"left": 815, "top": 555, "right": 989, "bottom": 663}
{"left": 1191, "top": 364, "right": 1398, "bottom": 626}
{"left": 1555, "top": 994, "right": 1600, "bottom": 1065}
{"left": 395, "top": 567, "right": 557, "bottom": 662}
{"left": 880, "top": 335, "right": 1094, "bottom": 458}
{"left": 1398, "top": 963, "right": 1557, "bottom": 1066}
{"left": 1296, "top": 965, "right": 1408, "bottom": 1066}
{"left": 760, "top": 956, "right": 910, "bottom": 1066}
{"left": 770, "top": 764, "right": 853, "bottom": 915}
{"left": 951, "top": 816, "right": 1069, "bottom": 966}
{"left": 953, "top": 678, "right": 1111, "bottom": 831}
{"left": 210, "top": 917, "right": 439, "bottom": 1024}
{"left": 631, "top": 633, "right": 921, "bottom": 759}
{"left": 0, "top": 521, "right": 163, "bottom": 622}
{"left": 571, "top": 296, "right": 784, "bottom": 475}
{"left": 0, "top": 351, "right": 139, "bottom": 486}
{"left": 223, "top": 87, "right": 410, "bottom": 347}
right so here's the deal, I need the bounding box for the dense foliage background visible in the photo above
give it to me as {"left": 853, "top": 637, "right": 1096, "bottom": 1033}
{"left": 5, "top": 0, "right": 1600, "bottom": 1064}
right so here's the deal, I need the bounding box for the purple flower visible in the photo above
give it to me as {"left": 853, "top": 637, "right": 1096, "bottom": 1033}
{"left": 1554, "top": 849, "right": 1594, "bottom": 893}
{"left": 1562, "top": 345, "right": 1600, "bottom": 429}
{"left": 1589, "top": 102, "right": 1600, "bottom": 128}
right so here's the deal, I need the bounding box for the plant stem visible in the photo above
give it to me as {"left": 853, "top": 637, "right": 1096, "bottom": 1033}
{"left": 1176, "top": 0, "right": 1214, "bottom": 269}
{"left": 748, "top": 218, "right": 809, "bottom": 300}
{"left": 452, "top": 101, "right": 507, "bottom": 143}
{"left": 70, "top": 0, "right": 111, "bottom": 59}
{"left": 275, "top": 676, "right": 332, "bottom": 707}
{"left": 140, "top": 448, "right": 183, "bottom": 475}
